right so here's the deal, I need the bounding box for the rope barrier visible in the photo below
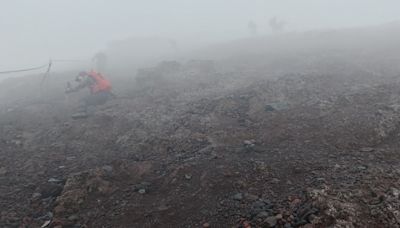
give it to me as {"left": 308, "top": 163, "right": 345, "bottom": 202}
{"left": 0, "top": 58, "right": 89, "bottom": 75}
{"left": 0, "top": 58, "right": 93, "bottom": 87}
{"left": 0, "top": 63, "right": 49, "bottom": 74}
{"left": 41, "top": 60, "right": 53, "bottom": 85}
{"left": 52, "top": 59, "right": 88, "bottom": 63}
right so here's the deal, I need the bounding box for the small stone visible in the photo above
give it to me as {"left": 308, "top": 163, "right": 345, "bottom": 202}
{"left": 133, "top": 182, "right": 151, "bottom": 191}
{"left": 245, "top": 194, "right": 259, "bottom": 201}
{"left": 275, "top": 214, "right": 283, "bottom": 220}
{"left": 360, "top": 147, "right": 374, "bottom": 152}
{"left": 41, "top": 220, "right": 51, "bottom": 228}
{"left": 46, "top": 212, "right": 54, "bottom": 219}
{"left": 200, "top": 209, "right": 209, "bottom": 215}
{"left": 244, "top": 140, "right": 255, "bottom": 145}
{"left": 243, "top": 140, "right": 256, "bottom": 147}
{"left": 48, "top": 178, "right": 63, "bottom": 183}
{"left": 257, "top": 211, "right": 270, "bottom": 218}
{"left": 32, "top": 192, "right": 42, "bottom": 199}
{"left": 291, "top": 199, "right": 301, "bottom": 205}
{"left": 265, "top": 216, "right": 277, "bottom": 227}
{"left": 357, "top": 165, "right": 367, "bottom": 171}
{"left": 185, "top": 174, "right": 192, "bottom": 180}
{"left": 66, "top": 156, "right": 76, "bottom": 161}
{"left": 157, "top": 205, "right": 169, "bottom": 211}
{"left": 68, "top": 214, "right": 79, "bottom": 221}
{"left": 0, "top": 167, "right": 7, "bottom": 175}
{"left": 253, "top": 200, "right": 268, "bottom": 208}
{"left": 308, "top": 214, "right": 318, "bottom": 223}
{"left": 71, "top": 112, "right": 88, "bottom": 119}
{"left": 243, "top": 221, "right": 251, "bottom": 228}
{"left": 392, "top": 188, "right": 400, "bottom": 197}
{"left": 138, "top": 189, "right": 146, "bottom": 194}
{"left": 203, "top": 222, "right": 210, "bottom": 227}
{"left": 102, "top": 165, "right": 113, "bottom": 172}
{"left": 12, "top": 140, "right": 22, "bottom": 146}
{"left": 233, "top": 193, "right": 244, "bottom": 201}
{"left": 315, "top": 177, "right": 326, "bottom": 183}
{"left": 271, "top": 178, "right": 280, "bottom": 183}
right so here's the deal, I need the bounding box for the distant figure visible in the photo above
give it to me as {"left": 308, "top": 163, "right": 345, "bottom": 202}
{"left": 168, "top": 39, "right": 179, "bottom": 53}
{"left": 269, "top": 17, "right": 286, "bottom": 33}
{"left": 248, "top": 20, "right": 258, "bottom": 36}
{"left": 65, "top": 70, "right": 112, "bottom": 118}
{"left": 92, "top": 52, "right": 107, "bottom": 73}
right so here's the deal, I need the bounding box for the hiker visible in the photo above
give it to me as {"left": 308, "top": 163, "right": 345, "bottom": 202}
{"left": 92, "top": 52, "right": 107, "bottom": 73}
{"left": 65, "top": 70, "right": 112, "bottom": 118}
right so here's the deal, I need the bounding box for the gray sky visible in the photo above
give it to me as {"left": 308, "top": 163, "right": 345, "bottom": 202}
{"left": 1, "top": 0, "right": 400, "bottom": 70}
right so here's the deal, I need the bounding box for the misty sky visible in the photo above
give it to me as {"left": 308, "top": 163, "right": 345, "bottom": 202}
{"left": 1, "top": 0, "right": 400, "bottom": 70}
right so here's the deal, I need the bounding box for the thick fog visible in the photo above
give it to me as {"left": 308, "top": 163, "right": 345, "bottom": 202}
{"left": 4, "top": 2, "right": 400, "bottom": 227}
{"left": 1, "top": 0, "right": 400, "bottom": 73}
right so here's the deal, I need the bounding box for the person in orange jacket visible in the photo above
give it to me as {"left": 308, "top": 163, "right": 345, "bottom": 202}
{"left": 66, "top": 70, "right": 113, "bottom": 118}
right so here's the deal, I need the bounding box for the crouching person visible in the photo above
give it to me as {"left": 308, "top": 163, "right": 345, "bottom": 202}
{"left": 66, "top": 70, "right": 112, "bottom": 118}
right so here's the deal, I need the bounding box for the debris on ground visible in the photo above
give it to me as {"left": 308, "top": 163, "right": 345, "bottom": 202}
{"left": 2, "top": 54, "right": 400, "bottom": 227}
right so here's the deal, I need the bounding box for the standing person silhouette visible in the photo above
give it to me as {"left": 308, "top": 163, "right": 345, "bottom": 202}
{"left": 92, "top": 52, "right": 107, "bottom": 74}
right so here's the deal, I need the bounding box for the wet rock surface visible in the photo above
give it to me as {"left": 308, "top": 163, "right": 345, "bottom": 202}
{"left": 2, "top": 60, "right": 400, "bottom": 227}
